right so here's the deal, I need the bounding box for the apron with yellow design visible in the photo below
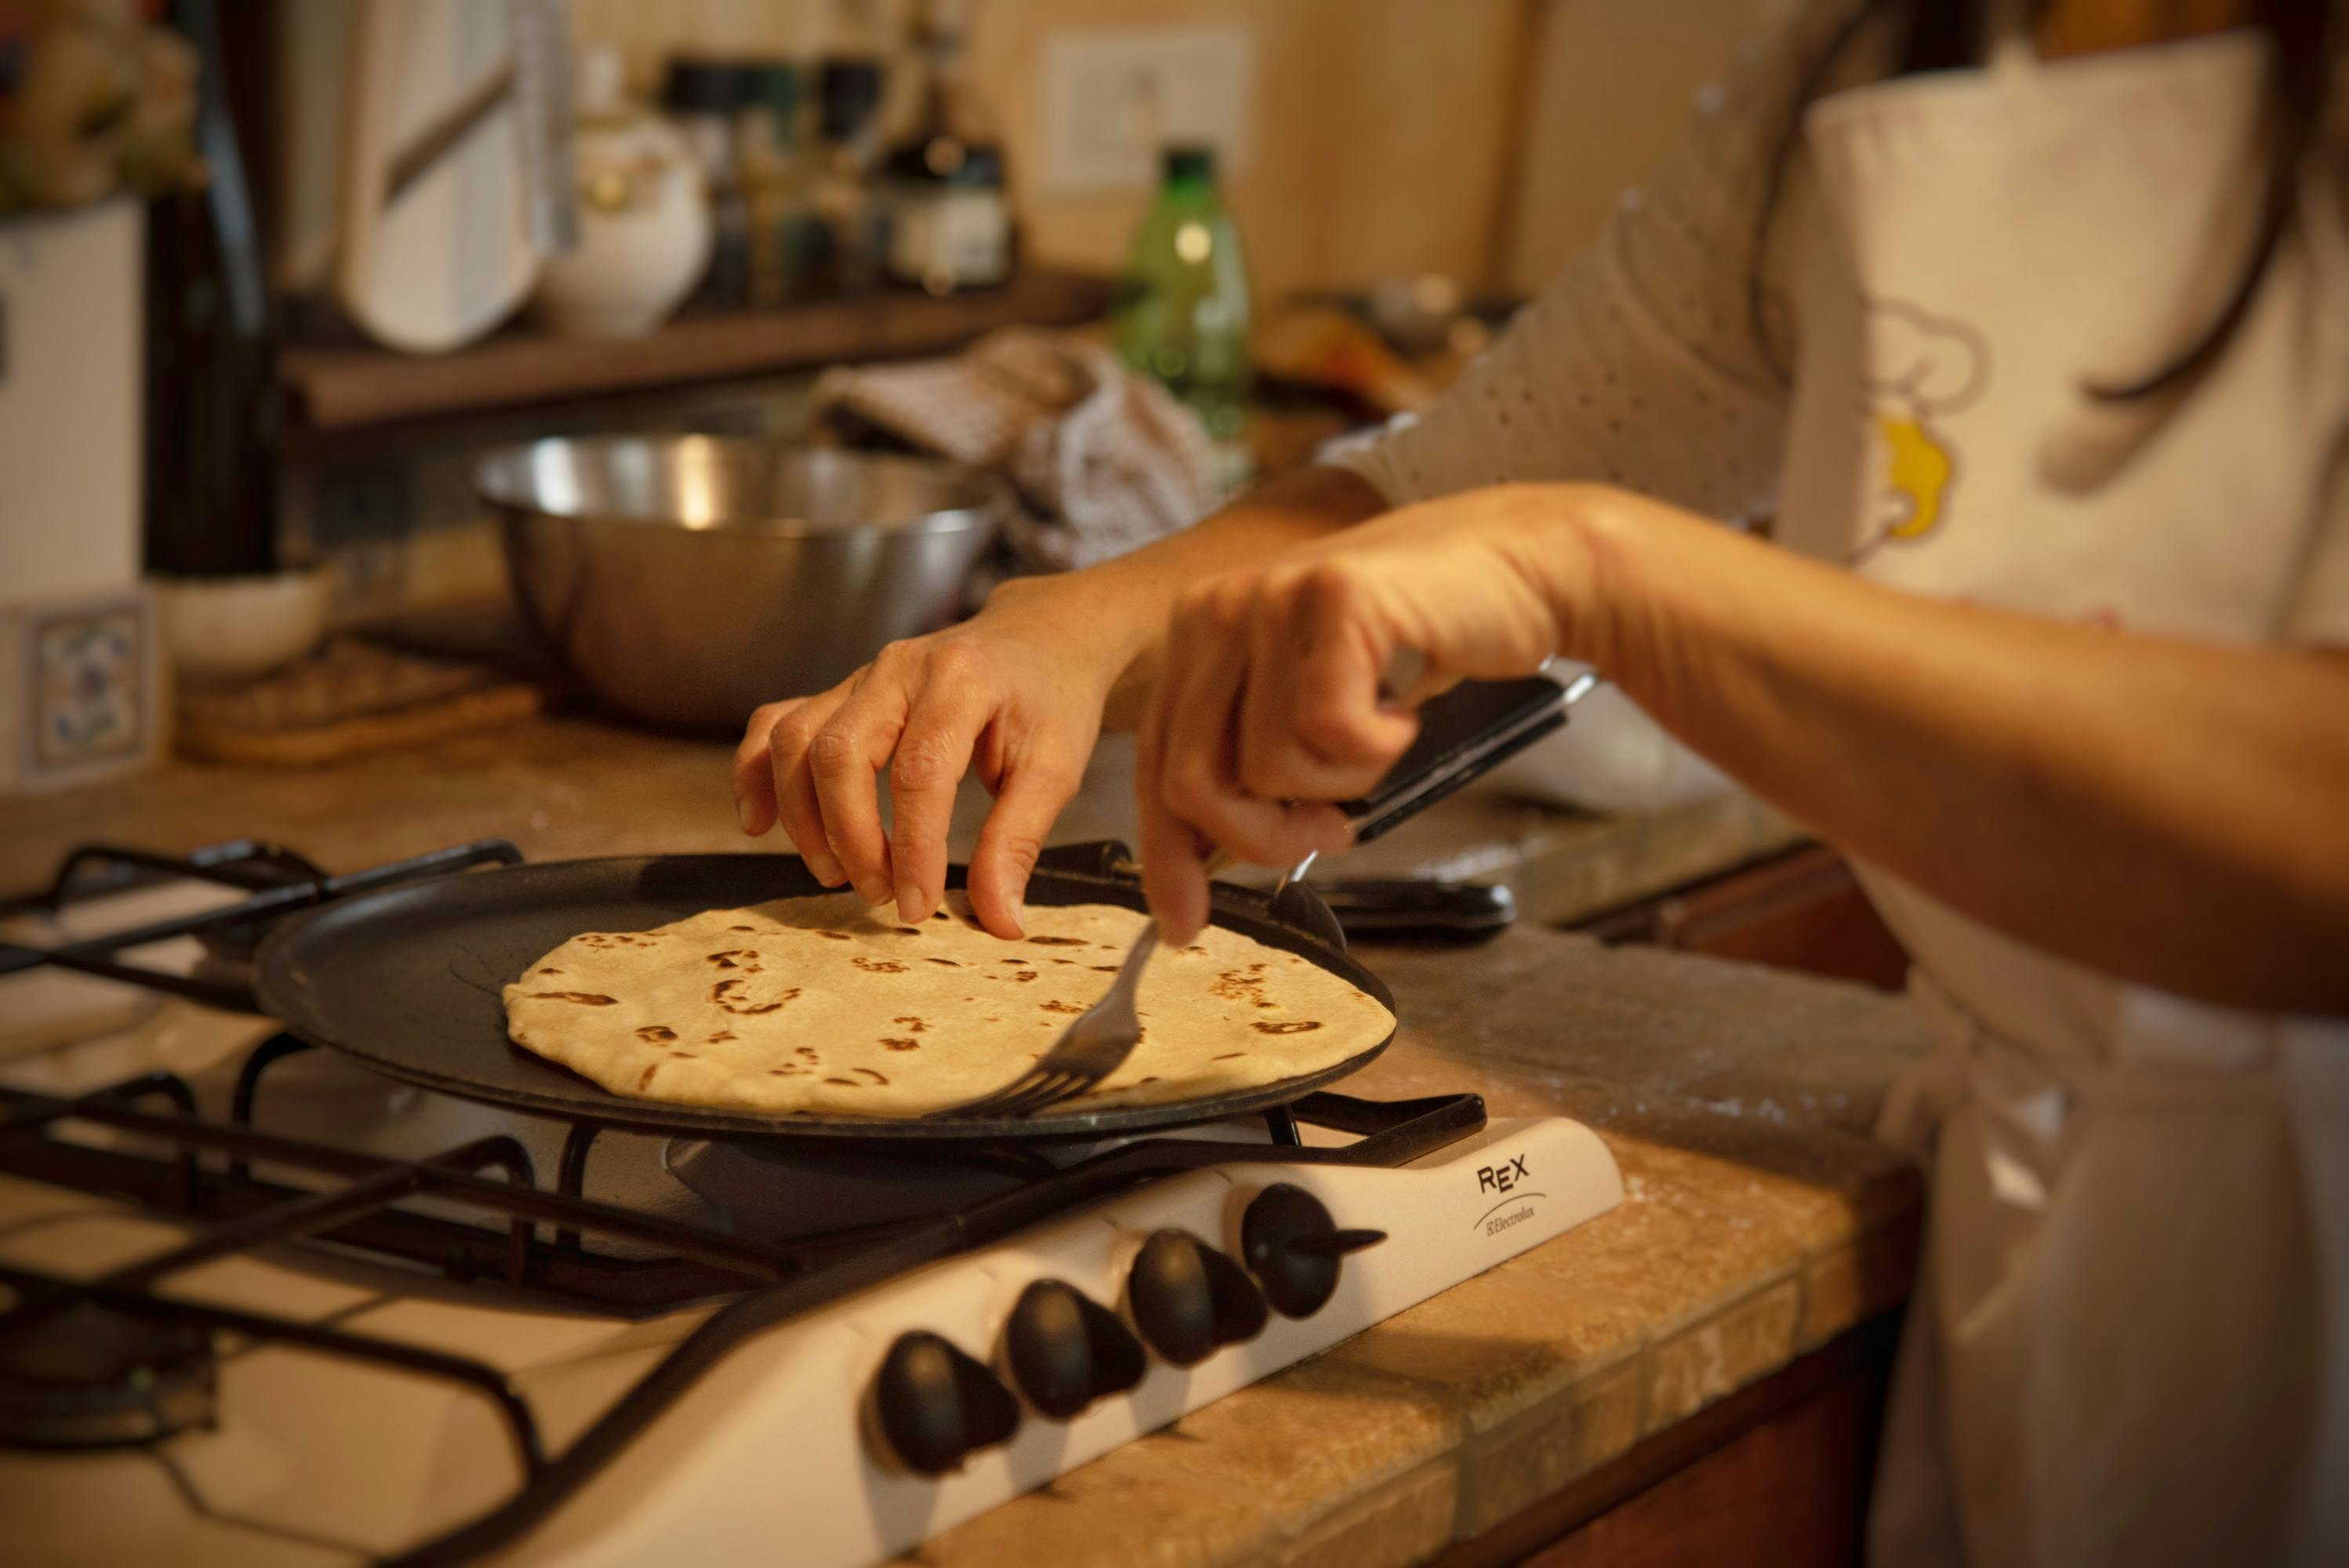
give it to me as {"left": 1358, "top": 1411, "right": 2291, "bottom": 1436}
{"left": 1770, "top": 25, "right": 2349, "bottom": 1566}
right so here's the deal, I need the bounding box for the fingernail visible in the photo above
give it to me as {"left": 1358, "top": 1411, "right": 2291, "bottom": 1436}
{"left": 855, "top": 879, "right": 890, "bottom": 907}
{"left": 895, "top": 883, "right": 923, "bottom": 923}
{"left": 735, "top": 797, "right": 756, "bottom": 835}
{"left": 1006, "top": 893, "right": 1026, "bottom": 938}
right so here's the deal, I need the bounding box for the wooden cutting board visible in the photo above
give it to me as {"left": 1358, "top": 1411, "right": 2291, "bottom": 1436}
{"left": 176, "top": 637, "right": 542, "bottom": 768}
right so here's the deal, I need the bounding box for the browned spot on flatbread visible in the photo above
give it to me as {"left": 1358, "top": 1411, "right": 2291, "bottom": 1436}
{"left": 637, "top": 1064, "right": 659, "bottom": 1088}
{"left": 880, "top": 927, "right": 922, "bottom": 937}
{"left": 1137, "top": 1076, "right": 1160, "bottom": 1084}
{"left": 1026, "top": 935, "right": 1087, "bottom": 946}
{"left": 1013, "top": 971, "right": 1038, "bottom": 982}
{"left": 851, "top": 957, "right": 909, "bottom": 974}
{"left": 525, "top": 991, "right": 617, "bottom": 1006}
{"left": 1213, "top": 1051, "right": 1244, "bottom": 1059}
{"left": 670, "top": 1051, "right": 698, "bottom": 1058}
{"left": 1089, "top": 964, "right": 1120, "bottom": 972}
{"left": 931, "top": 912, "right": 951, "bottom": 922}
{"left": 881, "top": 1037, "right": 921, "bottom": 1051}
{"left": 706, "top": 949, "right": 762, "bottom": 971}
{"left": 711, "top": 978, "right": 799, "bottom": 1015}
{"left": 1211, "top": 968, "right": 1269, "bottom": 1004}
{"left": 635, "top": 1025, "right": 677, "bottom": 1043}
{"left": 729, "top": 924, "right": 758, "bottom": 931}
{"left": 1039, "top": 1000, "right": 1084, "bottom": 1014}
{"left": 893, "top": 1016, "right": 928, "bottom": 1033}
{"left": 1182, "top": 946, "right": 1207, "bottom": 956}
{"left": 824, "top": 1076, "right": 859, "bottom": 1087}
{"left": 706, "top": 1031, "right": 736, "bottom": 1044}
{"left": 796, "top": 1046, "right": 819, "bottom": 1059}
{"left": 536, "top": 967, "right": 562, "bottom": 975}
{"left": 1252, "top": 1020, "right": 1323, "bottom": 1034}
{"left": 1256, "top": 1001, "right": 1276, "bottom": 1009}
{"left": 816, "top": 931, "right": 852, "bottom": 942}
{"left": 855, "top": 1067, "right": 888, "bottom": 1084}
{"left": 926, "top": 956, "right": 960, "bottom": 967}
{"left": 1050, "top": 958, "right": 1073, "bottom": 965}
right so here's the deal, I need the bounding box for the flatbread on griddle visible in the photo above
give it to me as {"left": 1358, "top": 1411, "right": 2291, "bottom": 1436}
{"left": 501, "top": 893, "right": 1391, "bottom": 1117}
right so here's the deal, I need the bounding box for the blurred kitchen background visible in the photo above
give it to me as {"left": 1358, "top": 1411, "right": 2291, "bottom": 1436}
{"left": 2, "top": 0, "right": 1903, "bottom": 980}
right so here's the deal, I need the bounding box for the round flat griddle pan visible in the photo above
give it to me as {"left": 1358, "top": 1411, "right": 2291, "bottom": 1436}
{"left": 252, "top": 854, "right": 1392, "bottom": 1141}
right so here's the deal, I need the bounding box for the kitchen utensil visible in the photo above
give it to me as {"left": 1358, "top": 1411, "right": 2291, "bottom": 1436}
{"left": 252, "top": 844, "right": 1391, "bottom": 1142}
{"left": 478, "top": 437, "right": 1003, "bottom": 731}
{"left": 334, "top": 0, "right": 543, "bottom": 352}
{"left": 932, "top": 846, "right": 1249, "bottom": 1121}
{"left": 1311, "top": 880, "right": 1517, "bottom": 943}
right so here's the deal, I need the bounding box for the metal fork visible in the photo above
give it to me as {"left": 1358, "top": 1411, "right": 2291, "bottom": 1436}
{"left": 930, "top": 848, "right": 1299, "bottom": 1120}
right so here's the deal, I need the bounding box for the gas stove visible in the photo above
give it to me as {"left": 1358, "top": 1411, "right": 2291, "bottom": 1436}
{"left": 0, "top": 841, "right": 1622, "bottom": 1566}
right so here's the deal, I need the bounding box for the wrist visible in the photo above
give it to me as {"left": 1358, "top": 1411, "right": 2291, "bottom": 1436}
{"left": 985, "top": 564, "right": 1167, "bottom": 696}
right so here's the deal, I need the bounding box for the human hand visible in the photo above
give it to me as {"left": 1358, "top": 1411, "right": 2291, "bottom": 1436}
{"left": 1135, "top": 485, "right": 1620, "bottom": 942}
{"left": 732, "top": 578, "right": 1128, "bottom": 938}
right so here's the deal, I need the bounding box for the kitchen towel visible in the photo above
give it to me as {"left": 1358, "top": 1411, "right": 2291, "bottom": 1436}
{"left": 808, "top": 328, "right": 1220, "bottom": 573}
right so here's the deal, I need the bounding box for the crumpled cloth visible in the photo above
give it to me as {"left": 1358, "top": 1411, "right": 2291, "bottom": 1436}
{"left": 808, "top": 327, "right": 1219, "bottom": 573}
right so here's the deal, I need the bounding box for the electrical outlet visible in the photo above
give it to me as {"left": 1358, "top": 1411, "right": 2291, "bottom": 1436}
{"left": 1039, "top": 26, "right": 1255, "bottom": 194}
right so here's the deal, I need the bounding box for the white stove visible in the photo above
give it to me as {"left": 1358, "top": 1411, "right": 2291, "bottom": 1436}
{"left": 0, "top": 844, "right": 1621, "bottom": 1566}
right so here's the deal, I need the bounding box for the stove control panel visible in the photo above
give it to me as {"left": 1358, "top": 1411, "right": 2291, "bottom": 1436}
{"left": 515, "top": 1118, "right": 1625, "bottom": 1568}
{"left": 870, "top": 1189, "right": 1392, "bottom": 1472}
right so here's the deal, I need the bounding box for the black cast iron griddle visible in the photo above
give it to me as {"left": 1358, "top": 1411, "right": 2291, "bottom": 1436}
{"left": 252, "top": 847, "right": 1392, "bottom": 1142}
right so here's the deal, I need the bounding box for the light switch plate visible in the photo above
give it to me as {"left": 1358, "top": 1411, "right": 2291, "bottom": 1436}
{"left": 1038, "top": 25, "right": 1254, "bottom": 194}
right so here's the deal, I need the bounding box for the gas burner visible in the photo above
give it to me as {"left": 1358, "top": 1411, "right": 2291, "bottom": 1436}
{"left": 0, "top": 1300, "right": 216, "bottom": 1450}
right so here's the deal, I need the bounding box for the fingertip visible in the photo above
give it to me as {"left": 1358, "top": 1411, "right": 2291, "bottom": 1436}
{"left": 965, "top": 864, "right": 1028, "bottom": 939}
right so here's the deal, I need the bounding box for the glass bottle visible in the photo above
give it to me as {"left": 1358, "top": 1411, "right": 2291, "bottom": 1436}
{"left": 880, "top": 0, "right": 1012, "bottom": 294}
{"left": 1113, "top": 146, "right": 1252, "bottom": 481}
{"left": 737, "top": 61, "right": 822, "bottom": 307}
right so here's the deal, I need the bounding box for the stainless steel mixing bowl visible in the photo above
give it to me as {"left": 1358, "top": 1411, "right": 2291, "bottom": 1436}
{"left": 478, "top": 437, "right": 1003, "bottom": 731}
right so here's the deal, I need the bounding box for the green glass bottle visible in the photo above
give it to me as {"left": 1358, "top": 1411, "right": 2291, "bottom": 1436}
{"left": 1115, "top": 146, "right": 1252, "bottom": 482}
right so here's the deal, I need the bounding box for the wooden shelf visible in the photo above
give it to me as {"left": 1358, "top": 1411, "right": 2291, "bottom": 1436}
{"left": 280, "top": 268, "right": 1115, "bottom": 433}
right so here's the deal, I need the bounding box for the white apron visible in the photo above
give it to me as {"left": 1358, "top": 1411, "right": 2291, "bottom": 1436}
{"left": 1770, "top": 24, "right": 2349, "bottom": 1567}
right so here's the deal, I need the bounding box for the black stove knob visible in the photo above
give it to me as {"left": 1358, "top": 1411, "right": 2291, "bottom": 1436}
{"left": 1126, "top": 1229, "right": 1269, "bottom": 1367}
{"left": 1241, "top": 1183, "right": 1387, "bottom": 1319}
{"left": 1004, "top": 1279, "right": 1147, "bottom": 1418}
{"left": 871, "top": 1330, "right": 1020, "bottom": 1475}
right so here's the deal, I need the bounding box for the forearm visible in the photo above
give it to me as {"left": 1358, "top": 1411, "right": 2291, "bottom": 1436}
{"left": 986, "top": 464, "right": 1387, "bottom": 730}
{"left": 1570, "top": 492, "right": 2349, "bottom": 1013}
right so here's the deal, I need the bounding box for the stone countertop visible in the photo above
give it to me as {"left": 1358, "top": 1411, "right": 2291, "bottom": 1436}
{"left": 894, "top": 930, "right": 1930, "bottom": 1568}
{"left": 0, "top": 718, "right": 1797, "bottom": 929}
{"left": 2, "top": 716, "right": 1922, "bottom": 1565}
